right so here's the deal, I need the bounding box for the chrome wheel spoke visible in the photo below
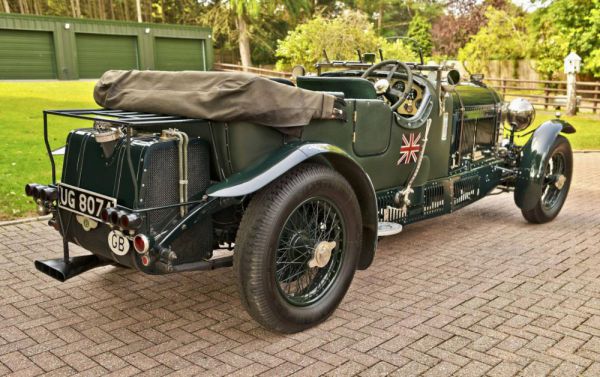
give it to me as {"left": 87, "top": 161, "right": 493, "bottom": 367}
{"left": 274, "top": 197, "right": 346, "bottom": 306}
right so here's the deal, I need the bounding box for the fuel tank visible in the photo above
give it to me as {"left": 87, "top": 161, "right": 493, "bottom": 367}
{"left": 59, "top": 129, "right": 212, "bottom": 270}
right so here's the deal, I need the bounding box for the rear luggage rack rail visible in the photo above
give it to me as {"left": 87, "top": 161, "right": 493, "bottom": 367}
{"left": 44, "top": 108, "right": 201, "bottom": 126}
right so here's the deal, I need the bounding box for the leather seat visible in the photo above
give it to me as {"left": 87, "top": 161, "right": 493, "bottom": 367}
{"left": 296, "top": 76, "right": 377, "bottom": 100}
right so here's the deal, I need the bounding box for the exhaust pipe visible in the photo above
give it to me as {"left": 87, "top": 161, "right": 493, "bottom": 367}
{"left": 34, "top": 255, "right": 108, "bottom": 282}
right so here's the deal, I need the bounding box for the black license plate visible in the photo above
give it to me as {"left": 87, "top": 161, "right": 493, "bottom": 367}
{"left": 58, "top": 183, "right": 117, "bottom": 221}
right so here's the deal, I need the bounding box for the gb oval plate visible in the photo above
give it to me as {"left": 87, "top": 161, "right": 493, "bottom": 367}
{"left": 108, "top": 230, "right": 130, "bottom": 256}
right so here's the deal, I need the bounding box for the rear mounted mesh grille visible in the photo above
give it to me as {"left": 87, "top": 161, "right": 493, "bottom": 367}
{"left": 143, "top": 144, "right": 179, "bottom": 227}
{"left": 140, "top": 137, "right": 213, "bottom": 264}
{"left": 141, "top": 138, "right": 211, "bottom": 230}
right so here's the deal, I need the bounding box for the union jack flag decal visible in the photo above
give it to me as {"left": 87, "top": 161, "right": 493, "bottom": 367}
{"left": 397, "top": 132, "right": 422, "bottom": 165}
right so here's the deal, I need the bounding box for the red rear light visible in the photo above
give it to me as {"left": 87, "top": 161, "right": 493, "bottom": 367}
{"left": 110, "top": 210, "right": 124, "bottom": 226}
{"left": 100, "top": 208, "right": 110, "bottom": 223}
{"left": 101, "top": 207, "right": 117, "bottom": 224}
{"left": 119, "top": 213, "right": 142, "bottom": 230}
{"left": 133, "top": 234, "right": 150, "bottom": 254}
{"left": 140, "top": 255, "right": 150, "bottom": 266}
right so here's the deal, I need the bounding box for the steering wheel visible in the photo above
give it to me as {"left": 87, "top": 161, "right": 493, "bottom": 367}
{"left": 361, "top": 60, "right": 413, "bottom": 111}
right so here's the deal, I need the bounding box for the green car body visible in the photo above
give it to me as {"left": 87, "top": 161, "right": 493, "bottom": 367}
{"left": 27, "top": 60, "right": 575, "bottom": 332}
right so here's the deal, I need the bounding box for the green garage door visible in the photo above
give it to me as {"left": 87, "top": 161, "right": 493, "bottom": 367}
{"left": 155, "top": 37, "right": 205, "bottom": 71}
{"left": 0, "top": 29, "right": 56, "bottom": 79}
{"left": 76, "top": 33, "right": 138, "bottom": 78}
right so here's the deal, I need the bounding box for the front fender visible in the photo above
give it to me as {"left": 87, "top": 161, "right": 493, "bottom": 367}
{"left": 514, "top": 119, "right": 575, "bottom": 210}
{"left": 207, "top": 142, "right": 378, "bottom": 270}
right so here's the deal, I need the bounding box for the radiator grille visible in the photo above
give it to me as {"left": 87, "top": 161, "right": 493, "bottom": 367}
{"left": 460, "top": 119, "right": 477, "bottom": 157}
{"left": 458, "top": 105, "right": 499, "bottom": 160}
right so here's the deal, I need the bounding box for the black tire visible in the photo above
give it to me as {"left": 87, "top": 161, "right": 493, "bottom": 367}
{"left": 521, "top": 135, "right": 573, "bottom": 224}
{"left": 234, "top": 163, "right": 362, "bottom": 333}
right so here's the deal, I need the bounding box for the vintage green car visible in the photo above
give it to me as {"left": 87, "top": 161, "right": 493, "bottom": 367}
{"left": 26, "top": 56, "right": 575, "bottom": 333}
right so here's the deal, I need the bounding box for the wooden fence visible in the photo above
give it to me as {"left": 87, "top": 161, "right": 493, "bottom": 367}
{"left": 213, "top": 63, "right": 599, "bottom": 114}
{"left": 486, "top": 78, "right": 600, "bottom": 114}
{"left": 213, "top": 63, "right": 292, "bottom": 78}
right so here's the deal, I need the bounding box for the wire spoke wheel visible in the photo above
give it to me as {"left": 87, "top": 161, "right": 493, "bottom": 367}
{"left": 234, "top": 164, "right": 362, "bottom": 333}
{"left": 541, "top": 153, "right": 566, "bottom": 210}
{"left": 520, "top": 135, "right": 572, "bottom": 224}
{"left": 275, "top": 198, "right": 345, "bottom": 306}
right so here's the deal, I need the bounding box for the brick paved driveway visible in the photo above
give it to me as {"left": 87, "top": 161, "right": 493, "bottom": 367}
{"left": 1, "top": 153, "right": 599, "bottom": 377}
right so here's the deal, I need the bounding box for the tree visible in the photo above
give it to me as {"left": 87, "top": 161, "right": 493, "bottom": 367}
{"left": 224, "top": 0, "right": 310, "bottom": 68}
{"left": 276, "top": 10, "right": 418, "bottom": 71}
{"left": 458, "top": 7, "right": 527, "bottom": 75}
{"left": 407, "top": 13, "right": 432, "bottom": 57}
{"left": 431, "top": 0, "right": 513, "bottom": 58}
{"left": 529, "top": 0, "right": 600, "bottom": 78}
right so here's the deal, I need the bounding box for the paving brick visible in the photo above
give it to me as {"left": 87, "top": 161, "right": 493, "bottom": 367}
{"left": 1, "top": 154, "right": 600, "bottom": 376}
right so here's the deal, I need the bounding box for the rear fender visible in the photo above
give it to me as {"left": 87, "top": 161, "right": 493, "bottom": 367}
{"left": 207, "top": 142, "right": 378, "bottom": 270}
{"left": 514, "top": 119, "right": 575, "bottom": 210}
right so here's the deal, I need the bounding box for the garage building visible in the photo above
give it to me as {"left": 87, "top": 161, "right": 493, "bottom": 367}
{"left": 0, "top": 14, "right": 212, "bottom": 80}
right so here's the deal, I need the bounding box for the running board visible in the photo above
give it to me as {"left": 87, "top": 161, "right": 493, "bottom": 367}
{"left": 34, "top": 255, "right": 108, "bottom": 282}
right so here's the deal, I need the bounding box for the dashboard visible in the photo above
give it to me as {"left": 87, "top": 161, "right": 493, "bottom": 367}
{"left": 366, "top": 78, "right": 424, "bottom": 116}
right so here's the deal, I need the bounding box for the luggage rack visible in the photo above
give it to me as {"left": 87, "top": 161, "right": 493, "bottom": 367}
{"left": 44, "top": 108, "right": 200, "bottom": 126}
{"left": 43, "top": 108, "right": 201, "bottom": 185}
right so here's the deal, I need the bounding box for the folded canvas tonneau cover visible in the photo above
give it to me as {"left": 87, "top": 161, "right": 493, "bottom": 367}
{"left": 94, "top": 70, "right": 344, "bottom": 128}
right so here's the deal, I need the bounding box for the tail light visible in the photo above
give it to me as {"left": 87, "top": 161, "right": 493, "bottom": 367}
{"left": 110, "top": 210, "right": 125, "bottom": 226}
{"left": 40, "top": 187, "right": 57, "bottom": 202}
{"left": 133, "top": 234, "right": 150, "bottom": 254}
{"left": 119, "top": 213, "right": 142, "bottom": 230}
{"left": 25, "top": 183, "right": 42, "bottom": 197}
{"left": 140, "top": 254, "right": 151, "bottom": 266}
{"left": 100, "top": 207, "right": 116, "bottom": 224}
{"left": 31, "top": 185, "right": 47, "bottom": 200}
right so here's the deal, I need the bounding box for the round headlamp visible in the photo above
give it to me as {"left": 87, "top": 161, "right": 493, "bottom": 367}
{"left": 506, "top": 98, "right": 535, "bottom": 131}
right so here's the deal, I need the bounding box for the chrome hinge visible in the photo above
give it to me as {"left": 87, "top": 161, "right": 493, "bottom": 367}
{"left": 352, "top": 132, "right": 356, "bottom": 143}
{"left": 353, "top": 111, "right": 357, "bottom": 123}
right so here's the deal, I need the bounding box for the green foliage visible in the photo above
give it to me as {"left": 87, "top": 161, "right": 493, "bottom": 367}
{"left": 529, "top": 0, "right": 600, "bottom": 78}
{"left": 275, "top": 10, "right": 418, "bottom": 71}
{"left": 380, "top": 39, "right": 420, "bottom": 63}
{"left": 458, "top": 7, "right": 527, "bottom": 75}
{"left": 407, "top": 13, "right": 433, "bottom": 56}
{"left": 275, "top": 11, "right": 379, "bottom": 70}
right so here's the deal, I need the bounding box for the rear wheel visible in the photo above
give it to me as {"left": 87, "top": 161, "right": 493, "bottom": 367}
{"left": 234, "top": 164, "right": 362, "bottom": 333}
{"left": 521, "top": 135, "right": 573, "bottom": 223}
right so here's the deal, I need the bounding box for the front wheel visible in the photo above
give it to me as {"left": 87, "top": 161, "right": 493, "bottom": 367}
{"left": 521, "top": 135, "right": 573, "bottom": 223}
{"left": 234, "top": 164, "right": 362, "bottom": 333}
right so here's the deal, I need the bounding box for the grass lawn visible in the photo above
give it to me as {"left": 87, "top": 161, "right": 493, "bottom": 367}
{"left": 0, "top": 81, "right": 599, "bottom": 220}
{"left": 0, "top": 81, "right": 97, "bottom": 220}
